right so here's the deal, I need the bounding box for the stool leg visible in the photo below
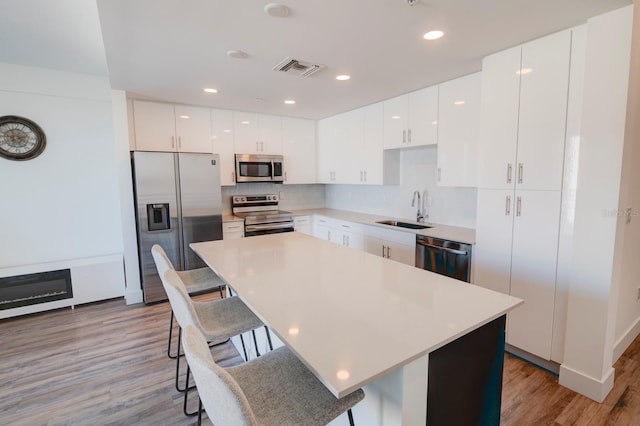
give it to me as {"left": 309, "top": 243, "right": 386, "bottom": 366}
{"left": 218, "top": 285, "right": 224, "bottom": 299}
{"left": 252, "top": 330, "right": 261, "bottom": 357}
{"left": 239, "top": 334, "right": 248, "bottom": 361}
{"left": 197, "top": 399, "right": 203, "bottom": 426}
{"left": 183, "top": 365, "right": 199, "bottom": 417}
{"left": 348, "top": 409, "right": 355, "bottom": 426}
{"left": 175, "top": 327, "right": 195, "bottom": 392}
{"left": 167, "top": 310, "right": 177, "bottom": 359}
{"left": 265, "top": 326, "right": 273, "bottom": 351}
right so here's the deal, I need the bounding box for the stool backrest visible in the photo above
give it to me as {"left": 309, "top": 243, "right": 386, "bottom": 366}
{"left": 160, "top": 269, "right": 206, "bottom": 333}
{"left": 150, "top": 244, "right": 175, "bottom": 276}
{"left": 183, "top": 325, "right": 257, "bottom": 426}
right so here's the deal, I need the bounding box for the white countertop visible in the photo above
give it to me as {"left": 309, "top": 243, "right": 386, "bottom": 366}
{"left": 191, "top": 232, "right": 521, "bottom": 398}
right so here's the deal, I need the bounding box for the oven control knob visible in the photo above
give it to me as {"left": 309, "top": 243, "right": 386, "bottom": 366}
{"left": 267, "top": 195, "right": 272, "bottom": 200}
{"left": 241, "top": 197, "right": 246, "bottom": 202}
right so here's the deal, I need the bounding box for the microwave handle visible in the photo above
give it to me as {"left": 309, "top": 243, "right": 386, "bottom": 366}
{"left": 271, "top": 160, "right": 275, "bottom": 181}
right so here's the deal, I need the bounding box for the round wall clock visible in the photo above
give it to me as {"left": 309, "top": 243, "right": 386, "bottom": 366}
{"left": 0, "top": 115, "right": 47, "bottom": 161}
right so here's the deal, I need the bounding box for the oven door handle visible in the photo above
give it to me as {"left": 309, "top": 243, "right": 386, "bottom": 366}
{"left": 418, "top": 243, "right": 468, "bottom": 256}
{"left": 245, "top": 222, "right": 294, "bottom": 232}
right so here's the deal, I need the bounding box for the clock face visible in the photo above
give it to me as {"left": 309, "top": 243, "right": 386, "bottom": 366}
{"left": 0, "top": 116, "right": 46, "bottom": 161}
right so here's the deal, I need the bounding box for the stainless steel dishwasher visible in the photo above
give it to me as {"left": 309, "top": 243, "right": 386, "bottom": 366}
{"left": 415, "top": 235, "right": 472, "bottom": 282}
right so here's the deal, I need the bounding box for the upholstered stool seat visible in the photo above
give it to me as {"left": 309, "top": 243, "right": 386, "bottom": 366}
{"left": 183, "top": 324, "right": 365, "bottom": 426}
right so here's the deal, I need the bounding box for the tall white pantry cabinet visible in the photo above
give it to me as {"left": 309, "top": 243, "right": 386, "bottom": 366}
{"left": 474, "top": 27, "right": 585, "bottom": 363}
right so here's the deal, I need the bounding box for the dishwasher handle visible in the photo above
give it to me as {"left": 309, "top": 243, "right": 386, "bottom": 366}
{"left": 418, "top": 242, "right": 468, "bottom": 256}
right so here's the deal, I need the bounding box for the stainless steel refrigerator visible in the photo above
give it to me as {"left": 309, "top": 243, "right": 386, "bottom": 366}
{"left": 132, "top": 152, "right": 223, "bottom": 303}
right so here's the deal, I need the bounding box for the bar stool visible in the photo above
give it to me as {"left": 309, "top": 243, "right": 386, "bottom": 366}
{"left": 159, "top": 268, "right": 272, "bottom": 417}
{"left": 182, "top": 324, "right": 364, "bottom": 426}
{"left": 149, "top": 245, "right": 226, "bottom": 359}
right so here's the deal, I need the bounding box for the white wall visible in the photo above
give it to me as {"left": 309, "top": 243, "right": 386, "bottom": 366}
{"left": 559, "top": 5, "right": 634, "bottom": 402}
{"left": 325, "top": 146, "right": 477, "bottom": 228}
{"left": 0, "top": 63, "right": 126, "bottom": 307}
{"left": 613, "top": 2, "right": 640, "bottom": 360}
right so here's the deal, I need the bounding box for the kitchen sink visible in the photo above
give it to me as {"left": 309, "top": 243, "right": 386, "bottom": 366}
{"left": 376, "top": 220, "right": 432, "bottom": 230}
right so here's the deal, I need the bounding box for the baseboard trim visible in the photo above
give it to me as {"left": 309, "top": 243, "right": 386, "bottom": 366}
{"left": 613, "top": 316, "right": 640, "bottom": 362}
{"left": 559, "top": 363, "right": 615, "bottom": 402}
{"left": 125, "top": 288, "right": 143, "bottom": 305}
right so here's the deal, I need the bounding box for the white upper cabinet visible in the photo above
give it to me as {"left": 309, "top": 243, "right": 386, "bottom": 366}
{"left": 210, "top": 108, "right": 236, "bottom": 186}
{"left": 133, "top": 100, "right": 213, "bottom": 153}
{"left": 362, "top": 103, "right": 384, "bottom": 184}
{"left": 477, "top": 47, "right": 521, "bottom": 189}
{"left": 233, "top": 112, "right": 283, "bottom": 155}
{"left": 437, "top": 72, "right": 481, "bottom": 187}
{"left": 383, "top": 86, "right": 438, "bottom": 149}
{"left": 478, "top": 30, "right": 571, "bottom": 190}
{"left": 517, "top": 31, "right": 571, "bottom": 191}
{"left": 317, "top": 116, "right": 338, "bottom": 183}
{"left": 281, "top": 118, "right": 317, "bottom": 184}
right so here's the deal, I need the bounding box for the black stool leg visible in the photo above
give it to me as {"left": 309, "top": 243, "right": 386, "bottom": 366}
{"left": 252, "top": 329, "right": 261, "bottom": 357}
{"left": 265, "top": 326, "right": 273, "bottom": 351}
{"left": 197, "top": 399, "right": 203, "bottom": 426}
{"left": 167, "top": 310, "right": 178, "bottom": 359}
{"left": 348, "top": 409, "right": 355, "bottom": 426}
{"left": 183, "top": 365, "right": 199, "bottom": 417}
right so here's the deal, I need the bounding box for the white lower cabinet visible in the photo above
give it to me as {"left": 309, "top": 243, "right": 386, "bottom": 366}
{"left": 474, "top": 189, "right": 561, "bottom": 360}
{"left": 363, "top": 225, "right": 416, "bottom": 266}
{"left": 293, "top": 215, "right": 312, "bottom": 235}
{"left": 222, "top": 221, "right": 244, "bottom": 240}
{"left": 312, "top": 216, "right": 364, "bottom": 250}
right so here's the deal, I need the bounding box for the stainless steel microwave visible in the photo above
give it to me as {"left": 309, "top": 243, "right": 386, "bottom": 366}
{"left": 235, "top": 154, "right": 284, "bottom": 183}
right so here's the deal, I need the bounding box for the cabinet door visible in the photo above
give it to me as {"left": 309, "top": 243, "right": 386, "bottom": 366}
{"left": 293, "top": 216, "right": 312, "bottom": 235}
{"left": 174, "top": 105, "right": 212, "bottom": 153}
{"left": 133, "top": 101, "right": 176, "bottom": 152}
{"left": 437, "top": 73, "right": 481, "bottom": 187}
{"left": 508, "top": 190, "right": 561, "bottom": 360}
{"left": 517, "top": 30, "right": 571, "bottom": 191}
{"left": 222, "top": 222, "right": 244, "bottom": 240}
{"left": 333, "top": 109, "right": 362, "bottom": 184}
{"left": 383, "top": 95, "right": 408, "bottom": 149}
{"left": 385, "top": 241, "right": 415, "bottom": 266}
{"left": 282, "top": 118, "right": 316, "bottom": 184}
{"left": 233, "top": 112, "right": 260, "bottom": 153}
{"left": 258, "top": 114, "right": 283, "bottom": 155}
{"left": 364, "top": 236, "right": 388, "bottom": 259}
{"left": 408, "top": 86, "right": 438, "bottom": 147}
{"left": 477, "top": 47, "right": 521, "bottom": 189}
{"left": 473, "top": 189, "right": 515, "bottom": 295}
{"left": 362, "top": 103, "right": 384, "bottom": 185}
{"left": 211, "top": 109, "right": 236, "bottom": 186}
{"left": 317, "top": 117, "right": 338, "bottom": 183}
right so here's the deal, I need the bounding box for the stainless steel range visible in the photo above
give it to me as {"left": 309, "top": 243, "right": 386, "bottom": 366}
{"left": 232, "top": 194, "right": 294, "bottom": 237}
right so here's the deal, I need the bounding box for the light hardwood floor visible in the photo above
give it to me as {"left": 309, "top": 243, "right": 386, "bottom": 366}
{"left": 2, "top": 296, "right": 640, "bottom": 425}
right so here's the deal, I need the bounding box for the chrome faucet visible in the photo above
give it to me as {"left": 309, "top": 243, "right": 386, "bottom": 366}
{"left": 412, "top": 191, "right": 425, "bottom": 223}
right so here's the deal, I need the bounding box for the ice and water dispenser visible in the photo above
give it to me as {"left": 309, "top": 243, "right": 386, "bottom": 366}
{"left": 147, "top": 203, "right": 170, "bottom": 231}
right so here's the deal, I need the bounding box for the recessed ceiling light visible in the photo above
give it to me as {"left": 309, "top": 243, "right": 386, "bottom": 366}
{"left": 241, "top": 121, "right": 251, "bottom": 125}
{"left": 203, "top": 88, "right": 218, "bottom": 93}
{"left": 264, "top": 3, "right": 290, "bottom": 17}
{"left": 226, "top": 50, "right": 248, "bottom": 59}
{"left": 223, "top": 129, "right": 231, "bottom": 133}
{"left": 431, "top": 121, "right": 438, "bottom": 125}
{"left": 391, "top": 115, "right": 401, "bottom": 120}
{"left": 284, "top": 99, "right": 296, "bottom": 105}
{"left": 178, "top": 115, "right": 190, "bottom": 119}
{"left": 516, "top": 68, "right": 533, "bottom": 75}
{"left": 423, "top": 30, "right": 444, "bottom": 40}
{"left": 336, "top": 74, "right": 351, "bottom": 81}
{"left": 453, "top": 100, "right": 465, "bottom": 105}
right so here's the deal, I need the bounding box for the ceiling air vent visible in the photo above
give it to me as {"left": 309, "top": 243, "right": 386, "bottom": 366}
{"left": 273, "top": 56, "right": 323, "bottom": 77}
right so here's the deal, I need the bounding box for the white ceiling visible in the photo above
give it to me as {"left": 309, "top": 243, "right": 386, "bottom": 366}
{"left": 0, "top": 0, "right": 633, "bottom": 119}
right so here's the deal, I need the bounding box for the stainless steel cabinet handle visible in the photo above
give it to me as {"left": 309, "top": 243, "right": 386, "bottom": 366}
{"left": 232, "top": 171, "right": 235, "bottom": 182}
{"left": 261, "top": 141, "right": 265, "bottom": 152}
{"left": 171, "top": 136, "right": 175, "bottom": 148}
{"left": 256, "top": 141, "right": 259, "bottom": 152}
{"left": 408, "top": 129, "right": 412, "bottom": 143}
{"left": 403, "top": 130, "right": 406, "bottom": 143}
{"left": 518, "top": 163, "right": 523, "bottom": 184}
{"left": 364, "top": 170, "right": 367, "bottom": 182}
{"left": 507, "top": 164, "right": 512, "bottom": 184}
{"left": 382, "top": 245, "right": 386, "bottom": 258}
{"left": 438, "top": 168, "right": 442, "bottom": 182}
{"left": 421, "top": 243, "right": 468, "bottom": 256}
{"left": 516, "top": 196, "right": 522, "bottom": 217}
{"left": 360, "top": 171, "right": 363, "bottom": 182}
{"left": 284, "top": 171, "right": 287, "bottom": 181}
{"left": 387, "top": 246, "right": 391, "bottom": 259}
{"left": 506, "top": 195, "right": 511, "bottom": 216}
{"left": 328, "top": 230, "right": 331, "bottom": 240}
{"left": 178, "top": 136, "right": 182, "bottom": 149}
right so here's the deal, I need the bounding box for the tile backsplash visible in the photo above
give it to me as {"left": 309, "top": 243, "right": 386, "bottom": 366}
{"left": 221, "top": 183, "right": 326, "bottom": 213}
{"left": 325, "top": 146, "right": 478, "bottom": 228}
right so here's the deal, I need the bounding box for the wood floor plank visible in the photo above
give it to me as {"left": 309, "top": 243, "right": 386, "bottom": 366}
{"left": 3, "top": 296, "right": 640, "bottom": 425}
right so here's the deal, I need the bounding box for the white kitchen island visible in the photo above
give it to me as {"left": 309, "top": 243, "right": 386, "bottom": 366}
{"left": 191, "top": 232, "right": 522, "bottom": 425}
